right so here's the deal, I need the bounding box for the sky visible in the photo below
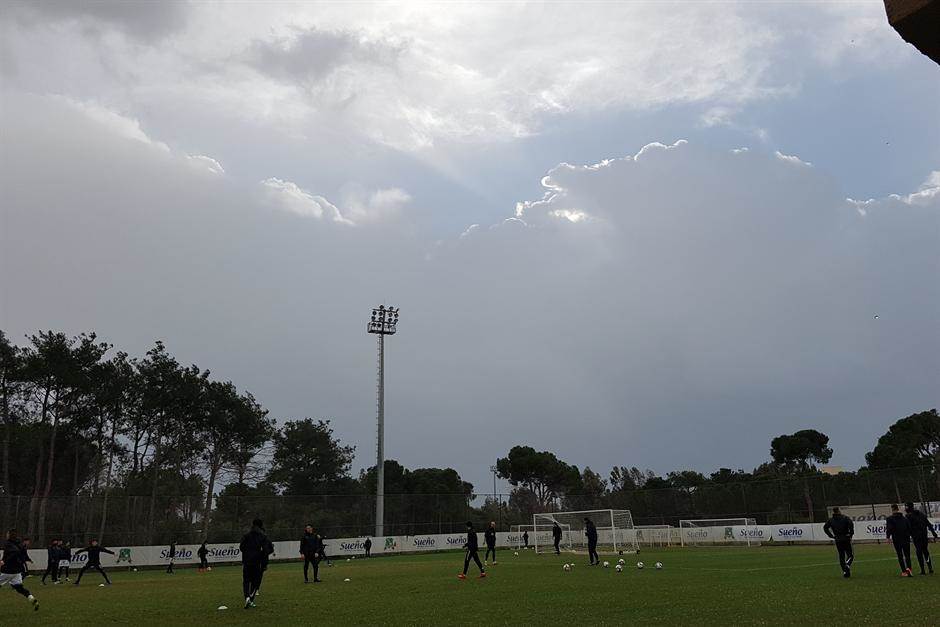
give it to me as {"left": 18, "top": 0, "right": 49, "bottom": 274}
{"left": 1, "top": 1, "right": 938, "bottom": 496}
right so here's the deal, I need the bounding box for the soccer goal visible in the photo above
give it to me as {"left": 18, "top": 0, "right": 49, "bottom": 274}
{"left": 510, "top": 523, "right": 571, "bottom": 551}
{"left": 635, "top": 525, "right": 679, "bottom": 547}
{"left": 679, "top": 518, "right": 760, "bottom": 547}
{"left": 532, "top": 509, "right": 638, "bottom": 555}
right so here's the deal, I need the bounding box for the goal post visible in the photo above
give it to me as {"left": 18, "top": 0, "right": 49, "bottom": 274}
{"left": 510, "top": 523, "right": 571, "bottom": 551}
{"left": 635, "top": 525, "right": 679, "bottom": 547}
{"left": 679, "top": 518, "right": 760, "bottom": 547}
{"left": 532, "top": 509, "right": 638, "bottom": 554}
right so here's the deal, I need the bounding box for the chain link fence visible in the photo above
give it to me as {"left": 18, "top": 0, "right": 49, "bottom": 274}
{"left": 2, "top": 465, "right": 937, "bottom": 546}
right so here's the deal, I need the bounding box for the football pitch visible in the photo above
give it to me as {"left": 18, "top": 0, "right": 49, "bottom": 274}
{"left": 7, "top": 544, "right": 935, "bottom": 624}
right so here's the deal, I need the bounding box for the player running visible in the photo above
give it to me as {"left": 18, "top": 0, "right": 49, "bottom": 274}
{"left": 823, "top": 507, "right": 855, "bottom": 578}
{"left": 239, "top": 518, "right": 270, "bottom": 609}
{"left": 584, "top": 517, "right": 599, "bottom": 566}
{"left": 484, "top": 521, "right": 497, "bottom": 565}
{"left": 885, "top": 504, "right": 913, "bottom": 577}
{"left": 0, "top": 530, "right": 39, "bottom": 611}
{"left": 905, "top": 502, "right": 938, "bottom": 575}
{"left": 74, "top": 539, "right": 114, "bottom": 585}
{"left": 458, "top": 521, "right": 486, "bottom": 580}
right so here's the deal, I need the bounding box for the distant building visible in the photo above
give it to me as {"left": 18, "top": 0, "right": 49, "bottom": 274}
{"left": 820, "top": 466, "right": 844, "bottom": 476}
{"left": 884, "top": 0, "right": 940, "bottom": 65}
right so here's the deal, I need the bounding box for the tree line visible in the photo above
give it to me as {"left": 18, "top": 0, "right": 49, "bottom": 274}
{"left": 2, "top": 329, "right": 937, "bottom": 544}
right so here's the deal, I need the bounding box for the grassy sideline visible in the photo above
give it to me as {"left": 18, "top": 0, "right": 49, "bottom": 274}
{"left": 4, "top": 543, "right": 936, "bottom": 624}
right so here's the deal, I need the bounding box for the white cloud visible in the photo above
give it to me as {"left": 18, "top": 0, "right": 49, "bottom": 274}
{"left": 259, "top": 177, "right": 352, "bottom": 224}
{"left": 187, "top": 154, "right": 225, "bottom": 175}
{"left": 60, "top": 98, "right": 170, "bottom": 152}
{"left": 774, "top": 150, "right": 812, "bottom": 167}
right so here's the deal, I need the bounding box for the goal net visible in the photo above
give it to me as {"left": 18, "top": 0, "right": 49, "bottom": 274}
{"left": 635, "top": 525, "right": 680, "bottom": 547}
{"left": 533, "top": 509, "right": 637, "bottom": 554}
{"left": 510, "top": 523, "right": 571, "bottom": 550}
{"left": 679, "top": 518, "right": 760, "bottom": 546}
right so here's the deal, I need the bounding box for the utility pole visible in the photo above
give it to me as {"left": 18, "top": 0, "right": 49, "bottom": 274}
{"left": 368, "top": 305, "right": 399, "bottom": 537}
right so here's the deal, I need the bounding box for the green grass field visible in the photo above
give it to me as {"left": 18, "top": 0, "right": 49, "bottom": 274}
{"left": 6, "top": 544, "right": 936, "bottom": 624}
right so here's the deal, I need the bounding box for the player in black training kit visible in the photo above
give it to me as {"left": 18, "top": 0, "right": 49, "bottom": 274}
{"left": 823, "top": 507, "right": 855, "bottom": 578}
{"left": 166, "top": 540, "right": 176, "bottom": 574}
{"left": 363, "top": 537, "right": 372, "bottom": 558}
{"left": 0, "top": 530, "right": 39, "bottom": 611}
{"left": 552, "top": 522, "right": 563, "bottom": 554}
{"left": 240, "top": 518, "right": 271, "bottom": 608}
{"left": 74, "top": 539, "right": 114, "bottom": 585}
{"left": 41, "top": 539, "right": 61, "bottom": 584}
{"left": 300, "top": 525, "right": 322, "bottom": 583}
{"left": 584, "top": 517, "right": 599, "bottom": 565}
{"left": 197, "top": 541, "right": 210, "bottom": 572}
{"left": 484, "top": 521, "right": 497, "bottom": 565}
{"left": 885, "top": 503, "right": 913, "bottom": 577}
{"left": 905, "top": 502, "right": 938, "bottom": 575}
{"left": 458, "top": 521, "right": 486, "bottom": 579}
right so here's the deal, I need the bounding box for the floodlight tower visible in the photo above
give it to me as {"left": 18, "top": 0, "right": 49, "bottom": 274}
{"left": 368, "top": 304, "right": 399, "bottom": 537}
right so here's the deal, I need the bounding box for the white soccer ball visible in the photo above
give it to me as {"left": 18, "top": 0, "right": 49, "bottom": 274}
{"left": 513, "top": 552, "right": 519, "bottom": 556}
{"left": 99, "top": 583, "right": 105, "bottom": 587}
{"left": 636, "top": 561, "right": 645, "bottom": 569}
{"left": 217, "top": 606, "right": 228, "bottom": 611}
{"left": 346, "top": 558, "right": 351, "bottom": 562}
{"left": 563, "top": 564, "right": 571, "bottom": 571}
{"left": 207, "top": 567, "right": 212, "bottom": 571}
{"left": 617, "top": 558, "right": 625, "bottom": 565}
{"left": 344, "top": 578, "right": 351, "bottom": 582}
{"left": 615, "top": 564, "right": 623, "bottom": 573}
{"left": 602, "top": 561, "right": 610, "bottom": 568}
{"left": 655, "top": 562, "right": 663, "bottom": 570}
{"left": 132, "top": 568, "right": 138, "bottom": 572}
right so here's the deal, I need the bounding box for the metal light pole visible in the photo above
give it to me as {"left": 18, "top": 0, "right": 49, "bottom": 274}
{"left": 368, "top": 305, "right": 399, "bottom": 537}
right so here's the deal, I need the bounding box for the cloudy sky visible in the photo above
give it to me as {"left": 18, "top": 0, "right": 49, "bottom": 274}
{"left": 1, "top": 1, "right": 938, "bottom": 495}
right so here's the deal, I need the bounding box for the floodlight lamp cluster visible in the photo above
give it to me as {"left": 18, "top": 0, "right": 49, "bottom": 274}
{"left": 368, "top": 305, "right": 399, "bottom": 335}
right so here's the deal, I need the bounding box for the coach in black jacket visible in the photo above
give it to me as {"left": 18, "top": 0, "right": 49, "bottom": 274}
{"left": 459, "top": 522, "right": 486, "bottom": 579}
{"left": 905, "top": 502, "right": 938, "bottom": 575}
{"left": 823, "top": 507, "right": 854, "bottom": 578}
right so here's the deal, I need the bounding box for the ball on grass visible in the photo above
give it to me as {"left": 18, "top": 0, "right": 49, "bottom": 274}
{"left": 617, "top": 558, "right": 625, "bottom": 565}
{"left": 615, "top": 564, "right": 623, "bottom": 573}
{"left": 344, "top": 578, "right": 351, "bottom": 582}
{"left": 513, "top": 551, "right": 519, "bottom": 556}
{"left": 636, "top": 561, "right": 645, "bottom": 570}
{"left": 132, "top": 568, "right": 138, "bottom": 572}
{"left": 99, "top": 583, "right": 105, "bottom": 587}
{"left": 217, "top": 606, "right": 228, "bottom": 611}
{"left": 563, "top": 564, "right": 571, "bottom": 571}
{"left": 602, "top": 561, "right": 609, "bottom": 568}
{"left": 655, "top": 562, "right": 663, "bottom": 570}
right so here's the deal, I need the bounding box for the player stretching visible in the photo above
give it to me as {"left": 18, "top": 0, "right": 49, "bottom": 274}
{"left": 584, "top": 517, "right": 599, "bottom": 566}
{"left": 823, "top": 507, "right": 855, "bottom": 578}
{"left": 239, "top": 519, "right": 269, "bottom": 609}
{"left": 905, "top": 502, "right": 938, "bottom": 575}
{"left": 0, "top": 530, "right": 39, "bottom": 611}
{"left": 484, "top": 521, "right": 497, "bottom": 565}
{"left": 74, "top": 539, "right": 114, "bottom": 585}
{"left": 552, "top": 522, "right": 562, "bottom": 554}
{"left": 300, "top": 525, "right": 321, "bottom": 583}
{"left": 886, "top": 504, "right": 913, "bottom": 577}
{"left": 458, "top": 521, "right": 486, "bottom": 580}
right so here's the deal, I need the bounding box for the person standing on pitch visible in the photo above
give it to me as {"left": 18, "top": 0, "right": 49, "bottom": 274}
{"left": 239, "top": 518, "right": 268, "bottom": 609}
{"left": 886, "top": 503, "right": 913, "bottom": 577}
{"left": 41, "top": 540, "right": 60, "bottom": 585}
{"left": 484, "top": 522, "right": 497, "bottom": 565}
{"left": 59, "top": 541, "right": 72, "bottom": 582}
{"left": 363, "top": 537, "right": 372, "bottom": 558}
{"left": 166, "top": 539, "right": 176, "bottom": 574}
{"left": 905, "top": 502, "right": 938, "bottom": 575}
{"left": 74, "top": 539, "right": 113, "bottom": 585}
{"left": 552, "top": 522, "right": 563, "bottom": 554}
{"left": 584, "top": 517, "right": 599, "bottom": 566}
{"left": 197, "top": 541, "right": 210, "bottom": 572}
{"left": 0, "top": 530, "right": 39, "bottom": 611}
{"left": 300, "top": 525, "right": 320, "bottom": 583}
{"left": 823, "top": 507, "right": 855, "bottom": 578}
{"left": 522, "top": 530, "right": 529, "bottom": 549}
{"left": 458, "top": 521, "right": 486, "bottom": 580}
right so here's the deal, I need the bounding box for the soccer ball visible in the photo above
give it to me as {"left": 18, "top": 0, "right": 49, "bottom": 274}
{"left": 343, "top": 578, "right": 351, "bottom": 582}
{"left": 563, "top": 564, "right": 571, "bottom": 571}
{"left": 636, "top": 561, "right": 645, "bottom": 569}
{"left": 603, "top": 561, "right": 609, "bottom": 568}
{"left": 207, "top": 567, "right": 212, "bottom": 571}
{"left": 615, "top": 564, "right": 623, "bottom": 573}
{"left": 132, "top": 568, "right": 138, "bottom": 572}
{"left": 513, "top": 552, "right": 519, "bottom": 556}
{"left": 617, "top": 558, "right": 625, "bottom": 565}
{"left": 655, "top": 562, "right": 663, "bottom": 570}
